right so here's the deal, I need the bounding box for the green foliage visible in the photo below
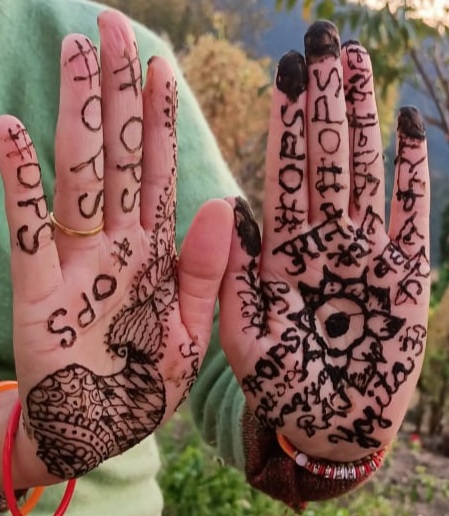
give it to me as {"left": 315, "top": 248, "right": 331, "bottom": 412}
{"left": 157, "top": 409, "right": 298, "bottom": 515}
{"left": 439, "top": 202, "right": 449, "bottom": 262}
{"left": 180, "top": 34, "right": 272, "bottom": 221}
{"left": 157, "top": 408, "right": 448, "bottom": 515}
{"left": 419, "top": 289, "right": 449, "bottom": 435}
{"left": 102, "top": 0, "right": 268, "bottom": 51}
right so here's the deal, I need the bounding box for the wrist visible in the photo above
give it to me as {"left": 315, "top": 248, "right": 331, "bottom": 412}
{"left": 286, "top": 432, "right": 390, "bottom": 463}
{"left": 0, "top": 388, "right": 61, "bottom": 491}
{"left": 277, "top": 432, "right": 387, "bottom": 481}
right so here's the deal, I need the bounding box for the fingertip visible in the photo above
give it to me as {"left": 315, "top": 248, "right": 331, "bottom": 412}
{"left": 397, "top": 106, "right": 426, "bottom": 141}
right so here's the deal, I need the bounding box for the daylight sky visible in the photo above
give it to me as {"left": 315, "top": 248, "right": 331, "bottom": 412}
{"left": 360, "top": 0, "right": 449, "bottom": 25}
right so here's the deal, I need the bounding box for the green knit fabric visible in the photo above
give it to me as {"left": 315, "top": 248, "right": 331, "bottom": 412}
{"left": 0, "top": 0, "right": 244, "bottom": 513}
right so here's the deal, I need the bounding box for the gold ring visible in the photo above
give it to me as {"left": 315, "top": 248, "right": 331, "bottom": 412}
{"left": 49, "top": 212, "right": 104, "bottom": 237}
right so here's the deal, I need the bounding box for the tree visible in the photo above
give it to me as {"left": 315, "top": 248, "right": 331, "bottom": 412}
{"left": 276, "top": 0, "right": 449, "bottom": 141}
{"left": 417, "top": 289, "right": 449, "bottom": 439}
{"left": 101, "top": 0, "right": 268, "bottom": 52}
{"left": 181, "top": 35, "right": 272, "bottom": 220}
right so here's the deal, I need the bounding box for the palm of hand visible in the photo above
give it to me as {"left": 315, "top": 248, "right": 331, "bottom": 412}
{"left": 17, "top": 195, "right": 195, "bottom": 479}
{"left": 0, "top": 11, "right": 232, "bottom": 479}
{"left": 220, "top": 25, "right": 430, "bottom": 460}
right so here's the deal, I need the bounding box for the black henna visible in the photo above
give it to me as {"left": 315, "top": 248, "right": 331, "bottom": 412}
{"left": 78, "top": 190, "right": 104, "bottom": 219}
{"left": 398, "top": 106, "right": 426, "bottom": 140}
{"left": 234, "top": 197, "right": 261, "bottom": 258}
{"left": 238, "top": 260, "right": 421, "bottom": 448}
{"left": 47, "top": 309, "right": 77, "bottom": 348}
{"left": 6, "top": 126, "right": 34, "bottom": 159}
{"left": 276, "top": 50, "right": 308, "bottom": 102}
{"left": 274, "top": 193, "right": 305, "bottom": 234}
{"left": 341, "top": 39, "right": 361, "bottom": 48}
{"left": 112, "top": 238, "right": 133, "bottom": 271}
{"left": 304, "top": 20, "right": 340, "bottom": 63}
{"left": 81, "top": 95, "right": 102, "bottom": 131}
{"left": 78, "top": 293, "right": 95, "bottom": 328}
{"left": 17, "top": 163, "right": 41, "bottom": 188}
{"left": 68, "top": 39, "right": 100, "bottom": 89}
{"left": 113, "top": 43, "right": 142, "bottom": 97}
{"left": 30, "top": 171, "right": 192, "bottom": 479}
{"left": 17, "top": 223, "right": 53, "bottom": 255}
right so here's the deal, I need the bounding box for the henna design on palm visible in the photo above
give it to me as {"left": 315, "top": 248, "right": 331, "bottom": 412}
{"left": 26, "top": 160, "right": 193, "bottom": 478}
{"left": 221, "top": 22, "right": 430, "bottom": 457}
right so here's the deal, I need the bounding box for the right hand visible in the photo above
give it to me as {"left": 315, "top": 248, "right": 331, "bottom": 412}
{"left": 0, "top": 9, "right": 232, "bottom": 484}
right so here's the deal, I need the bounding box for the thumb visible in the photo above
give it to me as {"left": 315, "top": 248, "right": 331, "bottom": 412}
{"left": 178, "top": 198, "right": 233, "bottom": 345}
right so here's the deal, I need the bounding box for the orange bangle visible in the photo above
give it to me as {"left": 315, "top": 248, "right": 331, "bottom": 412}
{"left": 276, "top": 432, "right": 386, "bottom": 481}
{"left": 0, "top": 381, "right": 45, "bottom": 515}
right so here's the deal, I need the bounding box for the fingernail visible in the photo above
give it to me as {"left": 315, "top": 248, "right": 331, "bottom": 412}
{"left": 276, "top": 50, "right": 308, "bottom": 102}
{"left": 398, "top": 106, "right": 426, "bottom": 140}
{"left": 304, "top": 20, "right": 340, "bottom": 63}
{"left": 234, "top": 197, "right": 261, "bottom": 258}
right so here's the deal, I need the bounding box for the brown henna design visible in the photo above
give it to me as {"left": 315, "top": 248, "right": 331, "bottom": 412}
{"left": 6, "top": 125, "right": 34, "bottom": 159}
{"left": 81, "top": 95, "right": 102, "bottom": 132}
{"left": 17, "top": 163, "right": 41, "bottom": 188}
{"left": 5, "top": 126, "right": 55, "bottom": 254}
{"left": 78, "top": 293, "right": 96, "bottom": 328}
{"left": 70, "top": 146, "right": 104, "bottom": 181}
{"left": 113, "top": 42, "right": 142, "bottom": 97}
{"left": 25, "top": 66, "right": 194, "bottom": 479}
{"left": 68, "top": 38, "right": 101, "bottom": 89}
{"left": 78, "top": 190, "right": 104, "bottom": 219}
{"left": 29, "top": 180, "right": 194, "bottom": 478}
{"left": 47, "top": 309, "right": 77, "bottom": 349}
{"left": 17, "top": 196, "right": 47, "bottom": 219}
{"left": 111, "top": 238, "right": 133, "bottom": 271}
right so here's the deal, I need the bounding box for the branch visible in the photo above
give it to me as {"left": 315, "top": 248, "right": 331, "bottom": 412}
{"left": 432, "top": 43, "right": 449, "bottom": 111}
{"left": 409, "top": 47, "right": 449, "bottom": 137}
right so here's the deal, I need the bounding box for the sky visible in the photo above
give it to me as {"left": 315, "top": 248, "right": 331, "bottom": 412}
{"left": 360, "top": 0, "right": 449, "bottom": 25}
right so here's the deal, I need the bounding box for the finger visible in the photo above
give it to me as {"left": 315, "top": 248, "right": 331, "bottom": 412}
{"left": 0, "top": 116, "right": 62, "bottom": 299}
{"left": 178, "top": 199, "right": 233, "bottom": 346}
{"left": 388, "top": 107, "right": 430, "bottom": 304}
{"left": 341, "top": 41, "right": 385, "bottom": 223}
{"left": 54, "top": 34, "right": 104, "bottom": 261}
{"left": 140, "top": 56, "right": 178, "bottom": 232}
{"left": 98, "top": 10, "right": 143, "bottom": 231}
{"left": 263, "top": 51, "right": 309, "bottom": 270}
{"left": 305, "top": 21, "right": 350, "bottom": 223}
{"left": 219, "top": 198, "right": 270, "bottom": 372}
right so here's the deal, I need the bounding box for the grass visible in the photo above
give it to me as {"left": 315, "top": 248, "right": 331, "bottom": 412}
{"left": 155, "top": 406, "right": 430, "bottom": 516}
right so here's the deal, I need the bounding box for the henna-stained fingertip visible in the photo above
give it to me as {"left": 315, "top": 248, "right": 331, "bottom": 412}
{"left": 276, "top": 50, "right": 308, "bottom": 102}
{"left": 398, "top": 106, "right": 426, "bottom": 140}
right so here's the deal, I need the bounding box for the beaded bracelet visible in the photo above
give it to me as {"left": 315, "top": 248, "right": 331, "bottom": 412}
{"left": 1, "top": 383, "right": 77, "bottom": 515}
{"left": 276, "top": 432, "right": 386, "bottom": 481}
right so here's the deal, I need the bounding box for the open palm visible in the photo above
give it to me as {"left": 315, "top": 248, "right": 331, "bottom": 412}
{"left": 0, "top": 11, "right": 232, "bottom": 480}
{"left": 220, "top": 22, "right": 430, "bottom": 461}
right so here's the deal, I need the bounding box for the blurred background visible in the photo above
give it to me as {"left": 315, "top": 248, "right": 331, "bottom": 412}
{"left": 102, "top": 1, "right": 449, "bottom": 514}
